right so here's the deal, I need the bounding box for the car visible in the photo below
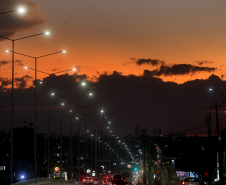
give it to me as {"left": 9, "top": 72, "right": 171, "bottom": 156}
{"left": 93, "top": 178, "right": 100, "bottom": 185}
{"left": 122, "top": 176, "right": 127, "bottom": 185}
{"left": 112, "top": 174, "right": 124, "bottom": 185}
{"left": 101, "top": 180, "right": 109, "bottom": 185}
{"left": 181, "top": 177, "right": 201, "bottom": 185}
{"left": 83, "top": 177, "right": 93, "bottom": 184}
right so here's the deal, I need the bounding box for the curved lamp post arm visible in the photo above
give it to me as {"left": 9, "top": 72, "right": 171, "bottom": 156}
{"left": 37, "top": 51, "right": 65, "bottom": 58}
{"left": 26, "top": 66, "right": 75, "bottom": 76}
{"left": 1, "top": 32, "right": 48, "bottom": 41}
{"left": 0, "top": 8, "right": 25, "bottom": 15}
{"left": 209, "top": 88, "right": 226, "bottom": 99}
{"left": 7, "top": 50, "right": 34, "bottom": 58}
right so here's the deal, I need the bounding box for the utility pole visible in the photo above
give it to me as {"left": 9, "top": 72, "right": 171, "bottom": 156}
{"left": 216, "top": 103, "right": 223, "bottom": 184}
{"left": 206, "top": 109, "right": 212, "bottom": 185}
{"left": 141, "top": 129, "right": 147, "bottom": 184}
{"left": 95, "top": 129, "right": 97, "bottom": 177}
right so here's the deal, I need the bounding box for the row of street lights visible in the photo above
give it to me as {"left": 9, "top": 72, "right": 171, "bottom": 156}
{"left": 1, "top": 30, "right": 51, "bottom": 185}
{"left": 37, "top": 75, "right": 91, "bottom": 182}
{"left": 1, "top": 6, "right": 76, "bottom": 185}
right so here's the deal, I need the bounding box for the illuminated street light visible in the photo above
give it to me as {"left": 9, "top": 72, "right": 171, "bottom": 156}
{"left": 45, "top": 82, "right": 89, "bottom": 182}
{"left": 25, "top": 67, "right": 75, "bottom": 179}
{"left": 0, "top": 7, "right": 26, "bottom": 15}
{"left": 209, "top": 88, "right": 226, "bottom": 99}
{"left": 7, "top": 49, "right": 65, "bottom": 183}
{"left": 209, "top": 88, "right": 226, "bottom": 184}
{"left": 2, "top": 31, "right": 49, "bottom": 185}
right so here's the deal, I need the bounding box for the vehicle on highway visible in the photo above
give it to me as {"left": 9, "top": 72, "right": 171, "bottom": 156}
{"left": 101, "top": 180, "right": 109, "bottom": 185}
{"left": 112, "top": 174, "right": 124, "bottom": 185}
{"left": 122, "top": 176, "right": 127, "bottom": 185}
{"left": 181, "top": 177, "right": 201, "bottom": 185}
{"left": 83, "top": 176, "right": 93, "bottom": 184}
{"left": 93, "top": 178, "right": 100, "bottom": 185}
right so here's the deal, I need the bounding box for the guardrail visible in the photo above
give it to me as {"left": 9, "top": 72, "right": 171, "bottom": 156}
{"left": 14, "top": 178, "right": 78, "bottom": 185}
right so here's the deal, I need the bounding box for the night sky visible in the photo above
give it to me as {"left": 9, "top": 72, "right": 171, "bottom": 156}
{"left": 0, "top": 0, "right": 226, "bottom": 137}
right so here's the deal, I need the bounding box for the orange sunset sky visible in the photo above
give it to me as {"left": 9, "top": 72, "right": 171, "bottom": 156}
{"left": 1, "top": 0, "right": 226, "bottom": 86}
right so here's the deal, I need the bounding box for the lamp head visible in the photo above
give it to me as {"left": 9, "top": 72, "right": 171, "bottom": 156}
{"left": 18, "top": 7, "right": 25, "bottom": 14}
{"left": 6, "top": 50, "right": 10, "bottom": 53}
{"left": 25, "top": 66, "right": 28, "bottom": 69}
{"left": 89, "top": 93, "right": 93, "bottom": 96}
{"left": 51, "top": 93, "right": 54, "bottom": 96}
{"left": 72, "top": 68, "right": 76, "bottom": 71}
{"left": 81, "top": 82, "right": 86, "bottom": 86}
{"left": 209, "top": 88, "right": 213, "bottom": 91}
{"left": 45, "top": 31, "right": 50, "bottom": 35}
{"left": 62, "top": 50, "right": 66, "bottom": 53}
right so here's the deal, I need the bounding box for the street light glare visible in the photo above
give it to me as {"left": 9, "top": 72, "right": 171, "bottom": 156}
{"left": 101, "top": 110, "right": 104, "bottom": 113}
{"left": 51, "top": 93, "right": 54, "bottom": 96}
{"left": 209, "top": 88, "right": 213, "bottom": 91}
{"left": 81, "top": 82, "right": 86, "bottom": 86}
{"left": 18, "top": 7, "right": 25, "bottom": 13}
{"left": 24, "top": 67, "right": 28, "bottom": 69}
{"left": 45, "top": 31, "right": 50, "bottom": 35}
{"left": 89, "top": 93, "right": 93, "bottom": 96}
{"left": 6, "top": 50, "right": 10, "bottom": 53}
{"left": 72, "top": 68, "right": 76, "bottom": 71}
{"left": 62, "top": 50, "right": 66, "bottom": 53}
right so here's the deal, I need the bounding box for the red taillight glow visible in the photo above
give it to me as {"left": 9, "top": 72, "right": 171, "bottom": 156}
{"left": 182, "top": 182, "right": 185, "bottom": 185}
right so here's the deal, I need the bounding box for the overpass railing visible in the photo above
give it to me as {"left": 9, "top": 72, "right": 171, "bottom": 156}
{"left": 14, "top": 178, "right": 77, "bottom": 185}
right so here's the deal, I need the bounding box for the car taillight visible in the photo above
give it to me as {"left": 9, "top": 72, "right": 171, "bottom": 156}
{"left": 91, "top": 179, "right": 93, "bottom": 181}
{"left": 182, "top": 182, "right": 185, "bottom": 185}
{"left": 83, "top": 179, "right": 85, "bottom": 182}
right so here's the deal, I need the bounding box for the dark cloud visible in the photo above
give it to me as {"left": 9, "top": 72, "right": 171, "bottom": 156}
{"left": 0, "top": 0, "right": 45, "bottom": 40}
{"left": 135, "top": 58, "right": 165, "bottom": 66}
{"left": 0, "top": 77, "right": 11, "bottom": 87}
{"left": 0, "top": 72, "right": 225, "bottom": 138}
{"left": 194, "top": 60, "right": 214, "bottom": 65}
{"left": 15, "top": 60, "right": 24, "bottom": 67}
{"left": 15, "top": 75, "right": 32, "bottom": 88}
{"left": 143, "top": 64, "right": 216, "bottom": 77}
{"left": 0, "top": 60, "right": 9, "bottom": 67}
{"left": 51, "top": 68, "right": 58, "bottom": 72}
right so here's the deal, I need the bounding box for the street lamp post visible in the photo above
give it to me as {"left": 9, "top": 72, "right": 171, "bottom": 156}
{"left": 6, "top": 49, "right": 65, "bottom": 184}
{"left": 209, "top": 88, "right": 226, "bottom": 184}
{"left": 82, "top": 111, "right": 104, "bottom": 177}
{"left": 52, "top": 95, "right": 93, "bottom": 181}
{"left": 2, "top": 31, "right": 49, "bottom": 185}
{"left": 49, "top": 82, "right": 87, "bottom": 182}
{"left": 25, "top": 67, "right": 75, "bottom": 179}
